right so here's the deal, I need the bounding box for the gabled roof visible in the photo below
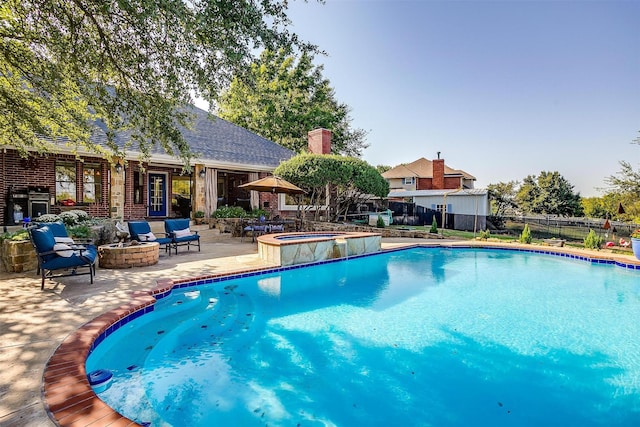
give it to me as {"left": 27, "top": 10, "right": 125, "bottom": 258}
{"left": 382, "top": 157, "right": 475, "bottom": 181}
{"left": 90, "top": 104, "right": 295, "bottom": 170}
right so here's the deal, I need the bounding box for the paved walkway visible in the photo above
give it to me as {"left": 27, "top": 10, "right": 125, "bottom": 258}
{"left": 0, "top": 233, "right": 637, "bottom": 426}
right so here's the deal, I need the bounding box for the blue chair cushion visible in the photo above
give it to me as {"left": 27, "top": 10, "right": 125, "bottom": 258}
{"left": 42, "top": 247, "right": 97, "bottom": 270}
{"left": 173, "top": 234, "right": 199, "bottom": 243}
{"left": 155, "top": 236, "right": 173, "bottom": 245}
{"left": 164, "top": 219, "right": 191, "bottom": 234}
{"left": 128, "top": 221, "right": 152, "bottom": 241}
{"left": 43, "top": 222, "right": 68, "bottom": 238}
{"left": 31, "top": 226, "right": 57, "bottom": 262}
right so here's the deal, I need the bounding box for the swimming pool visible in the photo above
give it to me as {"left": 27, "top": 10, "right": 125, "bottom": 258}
{"left": 86, "top": 247, "right": 640, "bottom": 426}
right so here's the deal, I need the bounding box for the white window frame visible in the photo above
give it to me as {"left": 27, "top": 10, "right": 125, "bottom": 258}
{"left": 403, "top": 177, "right": 415, "bottom": 185}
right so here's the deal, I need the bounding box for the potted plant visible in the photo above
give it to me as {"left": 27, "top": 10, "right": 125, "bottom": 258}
{"left": 631, "top": 229, "right": 640, "bottom": 260}
{"left": 194, "top": 210, "right": 205, "bottom": 225}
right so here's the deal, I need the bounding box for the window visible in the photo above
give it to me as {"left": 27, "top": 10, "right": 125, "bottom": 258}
{"left": 82, "top": 163, "right": 102, "bottom": 203}
{"left": 403, "top": 177, "right": 415, "bottom": 185}
{"left": 133, "top": 171, "right": 144, "bottom": 204}
{"left": 55, "top": 161, "right": 77, "bottom": 203}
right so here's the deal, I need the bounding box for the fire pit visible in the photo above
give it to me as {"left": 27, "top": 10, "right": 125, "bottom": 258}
{"left": 98, "top": 242, "right": 159, "bottom": 269}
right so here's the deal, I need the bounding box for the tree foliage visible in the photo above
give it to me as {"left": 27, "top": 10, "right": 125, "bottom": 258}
{"left": 516, "top": 171, "right": 583, "bottom": 217}
{"left": 274, "top": 154, "right": 388, "bottom": 221}
{"left": 487, "top": 180, "right": 519, "bottom": 216}
{"left": 603, "top": 160, "right": 640, "bottom": 222}
{"left": 1, "top": 0, "right": 307, "bottom": 165}
{"left": 217, "top": 49, "right": 368, "bottom": 156}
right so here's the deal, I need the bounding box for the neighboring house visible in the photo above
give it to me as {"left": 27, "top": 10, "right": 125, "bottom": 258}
{"left": 384, "top": 156, "right": 488, "bottom": 231}
{"left": 1, "top": 104, "right": 303, "bottom": 226}
{"left": 382, "top": 156, "right": 476, "bottom": 191}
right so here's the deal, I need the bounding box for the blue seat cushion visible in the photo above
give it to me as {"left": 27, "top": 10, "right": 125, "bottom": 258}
{"left": 174, "top": 234, "right": 199, "bottom": 243}
{"left": 41, "top": 247, "right": 97, "bottom": 270}
{"left": 155, "top": 236, "right": 173, "bottom": 245}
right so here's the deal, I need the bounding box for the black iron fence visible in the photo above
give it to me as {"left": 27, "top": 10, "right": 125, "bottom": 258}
{"left": 503, "top": 216, "right": 639, "bottom": 243}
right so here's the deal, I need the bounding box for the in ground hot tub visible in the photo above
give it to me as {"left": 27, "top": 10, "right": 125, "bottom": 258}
{"left": 257, "top": 231, "right": 381, "bottom": 266}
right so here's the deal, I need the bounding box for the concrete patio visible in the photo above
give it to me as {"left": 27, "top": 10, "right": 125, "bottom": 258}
{"left": 1, "top": 227, "right": 638, "bottom": 426}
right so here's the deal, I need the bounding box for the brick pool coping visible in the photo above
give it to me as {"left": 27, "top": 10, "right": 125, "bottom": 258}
{"left": 42, "top": 242, "right": 640, "bottom": 426}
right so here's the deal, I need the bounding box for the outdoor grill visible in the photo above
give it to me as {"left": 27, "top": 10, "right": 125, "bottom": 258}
{"left": 28, "top": 186, "right": 50, "bottom": 219}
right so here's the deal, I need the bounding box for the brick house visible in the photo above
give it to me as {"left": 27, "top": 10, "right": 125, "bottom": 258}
{"left": 1, "top": 105, "right": 304, "bottom": 226}
{"left": 382, "top": 156, "right": 476, "bottom": 191}
{"left": 383, "top": 155, "right": 489, "bottom": 231}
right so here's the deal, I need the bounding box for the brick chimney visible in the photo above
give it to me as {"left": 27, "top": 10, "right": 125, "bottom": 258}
{"left": 308, "top": 128, "right": 331, "bottom": 154}
{"left": 432, "top": 153, "right": 445, "bottom": 190}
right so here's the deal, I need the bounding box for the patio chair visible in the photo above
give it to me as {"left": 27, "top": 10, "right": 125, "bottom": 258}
{"left": 164, "top": 218, "right": 200, "bottom": 254}
{"left": 242, "top": 217, "right": 268, "bottom": 242}
{"left": 127, "top": 221, "right": 172, "bottom": 255}
{"left": 28, "top": 225, "right": 98, "bottom": 290}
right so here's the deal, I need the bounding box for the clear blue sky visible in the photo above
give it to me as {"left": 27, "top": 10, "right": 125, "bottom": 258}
{"left": 284, "top": 0, "right": 640, "bottom": 197}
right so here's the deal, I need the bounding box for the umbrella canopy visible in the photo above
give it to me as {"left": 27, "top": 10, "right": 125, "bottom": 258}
{"left": 618, "top": 203, "right": 626, "bottom": 215}
{"left": 238, "top": 176, "right": 306, "bottom": 195}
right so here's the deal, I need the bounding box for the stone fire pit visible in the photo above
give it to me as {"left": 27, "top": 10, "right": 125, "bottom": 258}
{"left": 98, "top": 242, "right": 159, "bottom": 269}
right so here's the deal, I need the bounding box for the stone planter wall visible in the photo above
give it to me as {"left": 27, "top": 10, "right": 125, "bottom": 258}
{"left": 1, "top": 240, "right": 37, "bottom": 273}
{"left": 209, "top": 218, "right": 245, "bottom": 237}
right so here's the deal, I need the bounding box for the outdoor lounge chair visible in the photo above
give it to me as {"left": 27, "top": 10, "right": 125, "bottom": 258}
{"left": 241, "top": 216, "right": 268, "bottom": 242}
{"left": 164, "top": 218, "right": 200, "bottom": 254}
{"left": 29, "top": 224, "right": 98, "bottom": 290}
{"left": 127, "top": 221, "right": 173, "bottom": 255}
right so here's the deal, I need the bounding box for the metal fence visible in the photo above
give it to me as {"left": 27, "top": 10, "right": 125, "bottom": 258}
{"left": 503, "top": 216, "right": 639, "bottom": 243}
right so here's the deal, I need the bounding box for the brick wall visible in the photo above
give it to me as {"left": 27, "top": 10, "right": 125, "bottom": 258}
{"left": 417, "top": 174, "right": 461, "bottom": 191}
{"left": 1, "top": 150, "right": 111, "bottom": 224}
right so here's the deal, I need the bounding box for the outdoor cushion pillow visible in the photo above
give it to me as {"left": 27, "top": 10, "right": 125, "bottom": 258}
{"left": 174, "top": 228, "right": 191, "bottom": 238}
{"left": 54, "top": 236, "right": 75, "bottom": 244}
{"left": 53, "top": 243, "right": 75, "bottom": 257}
{"left": 138, "top": 232, "right": 157, "bottom": 241}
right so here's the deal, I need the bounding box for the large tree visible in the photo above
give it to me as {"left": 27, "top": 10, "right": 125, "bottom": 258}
{"left": 487, "top": 180, "right": 520, "bottom": 217}
{"left": 604, "top": 161, "right": 640, "bottom": 222}
{"left": 217, "top": 49, "right": 368, "bottom": 156}
{"left": 516, "top": 171, "right": 583, "bottom": 217}
{"left": 1, "top": 0, "right": 308, "bottom": 166}
{"left": 274, "top": 154, "right": 388, "bottom": 221}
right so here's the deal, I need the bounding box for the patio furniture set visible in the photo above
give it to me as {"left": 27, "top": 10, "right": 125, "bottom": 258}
{"left": 28, "top": 219, "right": 201, "bottom": 289}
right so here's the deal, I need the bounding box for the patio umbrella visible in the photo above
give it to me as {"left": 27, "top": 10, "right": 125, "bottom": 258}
{"left": 618, "top": 203, "right": 626, "bottom": 215}
{"left": 238, "top": 176, "right": 306, "bottom": 195}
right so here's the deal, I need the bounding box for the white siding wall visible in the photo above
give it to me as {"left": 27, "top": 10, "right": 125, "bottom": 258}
{"left": 413, "top": 193, "right": 489, "bottom": 216}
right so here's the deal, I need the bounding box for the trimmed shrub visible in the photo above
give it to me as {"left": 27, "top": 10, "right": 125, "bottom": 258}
{"left": 59, "top": 211, "right": 80, "bottom": 226}
{"left": 429, "top": 219, "right": 438, "bottom": 234}
{"left": 519, "top": 224, "right": 532, "bottom": 244}
{"left": 584, "top": 229, "right": 603, "bottom": 250}
{"left": 35, "top": 213, "right": 61, "bottom": 223}
{"left": 211, "top": 206, "right": 247, "bottom": 218}
{"left": 376, "top": 215, "right": 385, "bottom": 228}
{"left": 67, "top": 209, "right": 90, "bottom": 222}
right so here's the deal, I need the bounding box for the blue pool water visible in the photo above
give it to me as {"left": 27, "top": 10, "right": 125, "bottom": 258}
{"left": 87, "top": 247, "right": 640, "bottom": 426}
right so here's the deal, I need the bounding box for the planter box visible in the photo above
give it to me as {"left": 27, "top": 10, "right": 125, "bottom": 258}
{"left": 209, "top": 218, "right": 245, "bottom": 236}
{"left": 1, "top": 240, "right": 37, "bottom": 273}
